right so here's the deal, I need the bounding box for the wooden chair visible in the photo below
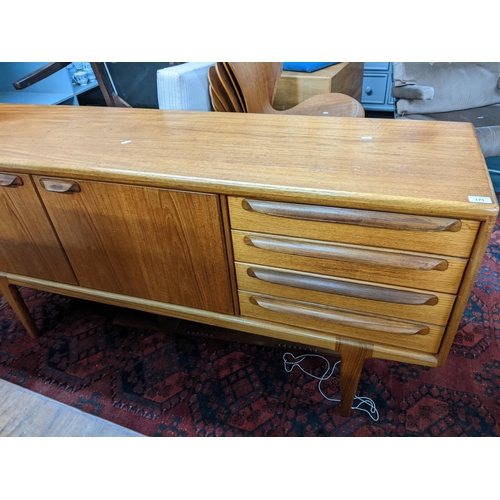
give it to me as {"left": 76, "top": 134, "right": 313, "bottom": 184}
{"left": 209, "top": 62, "right": 364, "bottom": 118}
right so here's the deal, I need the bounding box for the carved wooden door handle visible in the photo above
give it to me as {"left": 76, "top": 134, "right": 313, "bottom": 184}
{"left": 39, "top": 178, "right": 81, "bottom": 193}
{"left": 247, "top": 267, "right": 439, "bottom": 305}
{"left": 0, "top": 173, "right": 23, "bottom": 187}
{"left": 243, "top": 234, "right": 449, "bottom": 271}
{"left": 249, "top": 294, "right": 430, "bottom": 336}
{"left": 242, "top": 199, "right": 462, "bottom": 232}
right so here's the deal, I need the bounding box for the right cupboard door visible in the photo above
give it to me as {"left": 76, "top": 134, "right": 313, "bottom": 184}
{"left": 35, "top": 177, "right": 234, "bottom": 315}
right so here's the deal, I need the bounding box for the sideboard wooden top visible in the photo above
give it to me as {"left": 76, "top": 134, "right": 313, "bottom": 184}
{"left": 0, "top": 104, "right": 497, "bottom": 218}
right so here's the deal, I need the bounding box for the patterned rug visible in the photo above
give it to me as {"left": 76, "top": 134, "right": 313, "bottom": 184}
{"left": 1, "top": 218, "right": 499, "bottom": 437}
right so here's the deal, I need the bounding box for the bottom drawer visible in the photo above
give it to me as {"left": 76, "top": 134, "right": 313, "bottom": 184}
{"left": 239, "top": 291, "right": 445, "bottom": 354}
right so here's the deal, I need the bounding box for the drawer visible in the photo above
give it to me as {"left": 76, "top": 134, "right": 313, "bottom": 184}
{"left": 232, "top": 231, "right": 467, "bottom": 294}
{"left": 239, "top": 291, "right": 445, "bottom": 354}
{"left": 362, "top": 74, "right": 388, "bottom": 104}
{"left": 364, "top": 62, "right": 390, "bottom": 71}
{"left": 228, "top": 197, "right": 479, "bottom": 258}
{"left": 235, "top": 263, "right": 456, "bottom": 326}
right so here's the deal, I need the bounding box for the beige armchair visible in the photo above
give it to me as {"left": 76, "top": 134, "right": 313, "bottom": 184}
{"left": 392, "top": 62, "right": 500, "bottom": 158}
{"left": 391, "top": 62, "right": 500, "bottom": 192}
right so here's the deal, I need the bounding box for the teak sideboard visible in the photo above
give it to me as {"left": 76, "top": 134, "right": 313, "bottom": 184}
{"left": 0, "top": 104, "right": 498, "bottom": 417}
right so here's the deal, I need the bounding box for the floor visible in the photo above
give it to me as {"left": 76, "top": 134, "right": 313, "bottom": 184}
{"left": 0, "top": 378, "right": 143, "bottom": 437}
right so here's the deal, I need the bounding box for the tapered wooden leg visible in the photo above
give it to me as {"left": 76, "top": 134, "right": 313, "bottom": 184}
{"left": 336, "top": 339, "right": 373, "bottom": 417}
{"left": 0, "top": 276, "right": 40, "bottom": 339}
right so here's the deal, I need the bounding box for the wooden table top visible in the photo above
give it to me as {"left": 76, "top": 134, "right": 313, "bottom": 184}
{"left": 0, "top": 104, "right": 497, "bottom": 218}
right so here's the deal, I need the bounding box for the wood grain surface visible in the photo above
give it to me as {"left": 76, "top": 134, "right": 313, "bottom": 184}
{"left": 273, "top": 62, "right": 364, "bottom": 110}
{"left": 221, "top": 63, "right": 246, "bottom": 111}
{"left": 235, "top": 263, "right": 455, "bottom": 326}
{"left": 276, "top": 93, "right": 364, "bottom": 117}
{"left": 336, "top": 338, "right": 373, "bottom": 416}
{"left": 232, "top": 231, "right": 467, "bottom": 294}
{"left": 227, "top": 63, "right": 364, "bottom": 118}
{"left": 0, "top": 172, "right": 77, "bottom": 284}
{"left": 242, "top": 233, "right": 449, "bottom": 271}
{"left": 239, "top": 291, "right": 444, "bottom": 353}
{"left": 0, "top": 276, "right": 40, "bottom": 339}
{"left": 0, "top": 105, "right": 496, "bottom": 218}
{"left": 229, "top": 197, "right": 479, "bottom": 258}
{"left": 34, "top": 177, "right": 234, "bottom": 315}
{"left": 437, "top": 218, "right": 499, "bottom": 365}
{"left": 241, "top": 198, "right": 462, "bottom": 232}
{"left": 213, "top": 63, "right": 243, "bottom": 112}
{"left": 208, "top": 65, "right": 234, "bottom": 112}
{"left": 248, "top": 293, "right": 430, "bottom": 336}
{"left": 227, "top": 62, "right": 276, "bottom": 113}
{"left": 245, "top": 265, "right": 440, "bottom": 305}
{"left": 7, "top": 272, "right": 441, "bottom": 367}
{"left": 209, "top": 87, "right": 226, "bottom": 112}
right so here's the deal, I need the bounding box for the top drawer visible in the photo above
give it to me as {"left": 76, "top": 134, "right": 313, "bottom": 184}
{"left": 362, "top": 74, "right": 388, "bottom": 104}
{"left": 228, "top": 197, "right": 479, "bottom": 258}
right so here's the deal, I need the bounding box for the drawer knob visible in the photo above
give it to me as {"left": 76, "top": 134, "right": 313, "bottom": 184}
{"left": 39, "top": 178, "right": 81, "bottom": 193}
{"left": 0, "top": 173, "right": 23, "bottom": 187}
{"left": 365, "top": 86, "right": 373, "bottom": 95}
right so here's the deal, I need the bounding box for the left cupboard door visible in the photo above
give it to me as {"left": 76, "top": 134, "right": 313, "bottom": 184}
{"left": 0, "top": 172, "right": 78, "bottom": 284}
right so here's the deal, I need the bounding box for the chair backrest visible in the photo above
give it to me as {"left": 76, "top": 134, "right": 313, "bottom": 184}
{"left": 157, "top": 62, "right": 214, "bottom": 111}
{"left": 269, "top": 62, "right": 284, "bottom": 104}
{"left": 393, "top": 62, "right": 500, "bottom": 116}
{"left": 227, "top": 63, "right": 283, "bottom": 113}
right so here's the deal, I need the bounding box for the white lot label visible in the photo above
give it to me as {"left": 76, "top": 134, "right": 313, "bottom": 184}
{"left": 468, "top": 196, "right": 492, "bottom": 203}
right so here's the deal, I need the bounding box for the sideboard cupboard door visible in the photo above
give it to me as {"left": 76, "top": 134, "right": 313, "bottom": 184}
{"left": 34, "top": 177, "right": 234, "bottom": 315}
{"left": 0, "top": 172, "right": 78, "bottom": 284}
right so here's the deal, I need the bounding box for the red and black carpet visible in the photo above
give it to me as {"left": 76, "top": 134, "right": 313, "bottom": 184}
{"left": 1, "top": 218, "right": 499, "bottom": 437}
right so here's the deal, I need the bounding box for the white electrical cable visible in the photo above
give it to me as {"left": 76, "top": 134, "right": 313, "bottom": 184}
{"left": 283, "top": 352, "right": 379, "bottom": 422}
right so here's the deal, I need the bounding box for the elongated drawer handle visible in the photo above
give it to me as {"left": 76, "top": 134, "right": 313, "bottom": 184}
{"left": 242, "top": 199, "right": 462, "bottom": 232}
{"left": 247, "top": 267, "right": 439, "bottom": 306}
{"left": 249, "top": 294, "right": 430, "bottom": 336}
{"left": 0, "top": 173, "right": 23, "bottom": 187}
{"left": 39, "top": 178, "right": 81, "bottom": 193}
{"left": 243, "top": 234, "right": 448, "bottom": 271}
